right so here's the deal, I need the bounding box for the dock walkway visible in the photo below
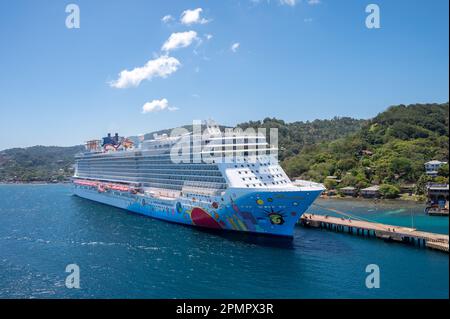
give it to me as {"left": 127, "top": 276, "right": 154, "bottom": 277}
{"left": 300, "top": 213, "right": 449, "bottom": 253}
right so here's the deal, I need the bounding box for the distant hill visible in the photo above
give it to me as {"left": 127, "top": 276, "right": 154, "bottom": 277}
{"left": 0, "top": 145, "right": 84, "bottom": 182}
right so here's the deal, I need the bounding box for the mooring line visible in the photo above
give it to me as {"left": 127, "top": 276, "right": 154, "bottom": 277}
{"left": 310, "top": 203, "right": 393, "bottom": 231}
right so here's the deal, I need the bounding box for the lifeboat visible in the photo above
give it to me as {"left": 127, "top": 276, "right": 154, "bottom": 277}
{"left": 74, "top": 179, "right": 99, "bottom": 187}
{"left": 107, "top": 184, "right": 130, "bottom": 192}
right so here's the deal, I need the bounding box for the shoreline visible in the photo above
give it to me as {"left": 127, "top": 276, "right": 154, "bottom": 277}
{"left": 319, "top": 195, "right": 426, "bottom": 203}
{"left": 0, "top": 181, "right": 70, "bottom": 185}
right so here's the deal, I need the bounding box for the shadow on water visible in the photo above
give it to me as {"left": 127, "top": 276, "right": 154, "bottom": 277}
{"left": 71, "top": 194, "right": 295, "bottom": 250}
{"left": 189, "top": 227, "right": 295, "bottom": 249}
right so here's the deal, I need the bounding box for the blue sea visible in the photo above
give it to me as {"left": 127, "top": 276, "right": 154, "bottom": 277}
{"left": 0, "top": 184, "right": 448, "bottom": 298}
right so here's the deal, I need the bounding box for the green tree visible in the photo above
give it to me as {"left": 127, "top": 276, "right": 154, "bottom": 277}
{"left": 415, "top": 174, "right": 433, "bottom": 195}
{"left": 324, "top": 179, "right": 338, "bottom": 190}
{"left": 336, "top": 158, "right": 357, "bottom": 171}
{"left": 390, "top": 157, "right": 412, "bottom": 178}
{"left": 438, "top": 163, "right": 449, "bottom": 177}
{"left": 379, "top": 184, "right": 400, "bottom": 199}
{"left": 434, "top": 176, "right": 449, "bottom": 184}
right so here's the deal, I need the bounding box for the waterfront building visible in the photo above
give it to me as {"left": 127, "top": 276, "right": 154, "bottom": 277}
{"left": 424, "top": 160, "right": 447, "bottom": 176}
{"left": 339, "top": 186, "right": 357, "bottom": 197}
{"left": 361, "top": 185, "right": 380, "bottom": 198}
{"left": 426, "top": 184, "right": 449, "bottom": 207}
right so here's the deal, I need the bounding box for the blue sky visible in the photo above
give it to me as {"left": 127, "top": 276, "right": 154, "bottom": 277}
{"left": 0, "top": 0, "right": 448, "bottom": 150}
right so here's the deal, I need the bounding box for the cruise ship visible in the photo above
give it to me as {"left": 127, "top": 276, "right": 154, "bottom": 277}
{"left": 72, "top": 122, "right": 324, "bottom": 237}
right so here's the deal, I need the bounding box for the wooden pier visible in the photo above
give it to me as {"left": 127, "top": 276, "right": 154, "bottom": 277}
{"left": 300, "top": 213, "right": 449, "bottom": 253}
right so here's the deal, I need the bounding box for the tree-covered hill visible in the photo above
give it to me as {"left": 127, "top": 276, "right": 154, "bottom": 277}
{"left": 237, "top": 117, "right": 366, "bottom": 160}
{"left": 283, "top": 102, "right": 449, "bottom": 196}
{"left": 0, "top": 145, "right": 84, "bottom": 182}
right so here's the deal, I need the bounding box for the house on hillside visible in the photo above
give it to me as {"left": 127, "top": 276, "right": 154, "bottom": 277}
{"left": 325, "top": 175, "right": 341, "bottom": 183}
{"left": 424, "top": 160, "right": 447, "bottom": 176}
{"left": 400, "top": 184, "right": 416, "bottom": 196}
{"left": 361, "top": 185, "right": 380, "bottom": 198}
{"left": 339, "top": 186, "right": 357, "bottom": 197}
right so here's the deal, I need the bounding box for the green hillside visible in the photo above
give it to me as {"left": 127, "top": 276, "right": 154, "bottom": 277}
{"left": 0, "top": 145, "right": 84, "bottom": 182}
{"left": 283, "top": 102, "right": 449, "bottom": 196}
{"left": 237, "top": 117, "right": 366, "bottom": 161}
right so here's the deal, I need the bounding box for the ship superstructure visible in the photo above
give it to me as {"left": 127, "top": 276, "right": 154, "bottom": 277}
{"left": 72, "top": 121, "right": 324, "bottom": 237}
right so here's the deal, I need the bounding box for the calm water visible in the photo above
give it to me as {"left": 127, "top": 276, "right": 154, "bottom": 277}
{"left": 0, "top": 184, "right": 448, "bottom": 299}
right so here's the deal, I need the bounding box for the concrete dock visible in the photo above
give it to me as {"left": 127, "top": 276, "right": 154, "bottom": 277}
{"left": 300, "top": 213, "right": 449, "bottom": 253}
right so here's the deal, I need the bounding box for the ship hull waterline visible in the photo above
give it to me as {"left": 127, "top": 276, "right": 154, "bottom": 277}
{"left": 72, "top": 184, "right": 323, "bottom": 237}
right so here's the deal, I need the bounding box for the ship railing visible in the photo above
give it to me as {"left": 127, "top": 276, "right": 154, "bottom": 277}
{"left": 293, "top": 179, "right": 325, "bottom": 189}
{"left": 144, "top": 187, "right": 181, "bottom": 199}
{"left": 181, "top": 185, "right": 224, "bottom": 196}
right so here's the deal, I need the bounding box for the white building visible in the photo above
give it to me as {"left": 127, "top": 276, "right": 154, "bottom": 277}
{"left": 424, "top": 160, "right": 447, "bottom": 176}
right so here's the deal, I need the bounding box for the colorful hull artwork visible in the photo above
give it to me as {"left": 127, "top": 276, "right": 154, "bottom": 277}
{"left": 72, "top": 183, "right": 323, "bottom": 237}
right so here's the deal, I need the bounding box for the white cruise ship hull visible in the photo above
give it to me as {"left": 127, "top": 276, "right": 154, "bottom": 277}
{"left": 73, "top": 183, "right": 323, "bottom": 237}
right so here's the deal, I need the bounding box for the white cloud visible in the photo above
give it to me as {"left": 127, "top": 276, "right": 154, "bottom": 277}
{"left": 142, "top": 98, "right": 178, "bottom": 113}
{"left": 162, "top": 31, "right": 198, "bottom": 52}
{"left": 110, "top": 56, "right": 180, "bottom": 89}
{"left": 279, "top": 0, "right": 297, "bottom": 6}
{"left": 308, "top": 0, "right": 321, "bottom": 5}
{"left": 180, "top": 8, "right": 209, "bottom": 25}
{"left": 231, "top": 42, "right": 240, "bottom": 53}
{"left": 161, "top": 14, "right": 174, "bottom": 23}
{"left": 205, "top": 33, "right": 213, "bottom": 40}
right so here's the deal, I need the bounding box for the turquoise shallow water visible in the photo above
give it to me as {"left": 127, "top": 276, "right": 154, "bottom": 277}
{"left": 0, "top": 184, "right": 448, "bottom": 298}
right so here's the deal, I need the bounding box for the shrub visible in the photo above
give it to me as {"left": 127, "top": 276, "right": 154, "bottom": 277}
{"left": 379, "top": 184, "right": 400, "bottom": 199}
